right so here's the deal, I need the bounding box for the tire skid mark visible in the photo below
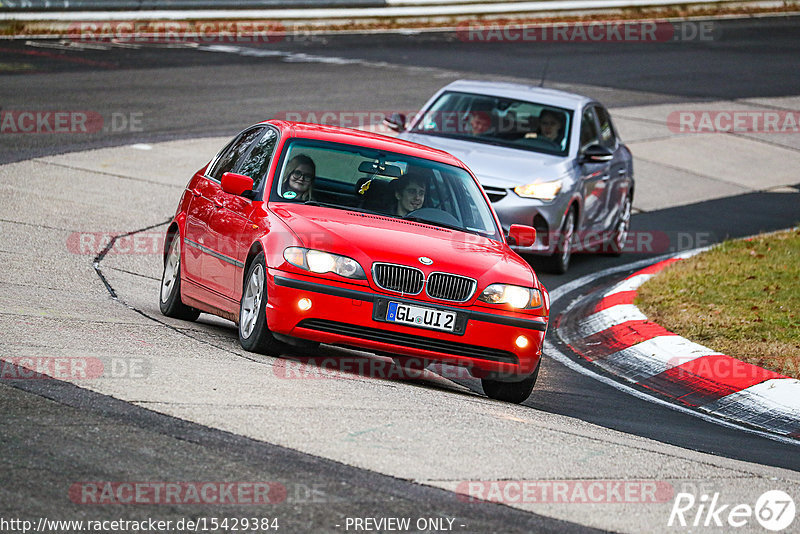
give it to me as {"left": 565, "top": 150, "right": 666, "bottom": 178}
{"left": 90, "top": 218, "right": 265, "bottom": 365}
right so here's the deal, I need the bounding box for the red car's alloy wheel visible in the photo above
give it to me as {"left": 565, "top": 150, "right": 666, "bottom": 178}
{"left": 159, "top": 235, "right": 200, "bottom": 321}
{"left": 240, "top": 262, "right": 264, "bottom": 340}
{"left": 238, "top": 253, "right": 284, "bottom": 355}
{"left": 160, "top": 237, "right": 180, "bottom": 305}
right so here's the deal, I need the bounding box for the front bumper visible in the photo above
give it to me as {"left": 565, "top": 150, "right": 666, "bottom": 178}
{"left": 266, "top": 271, "right": 547, "bottom": 377}
{"left": 485, "top": 187, "right": 571, "bottom": 256}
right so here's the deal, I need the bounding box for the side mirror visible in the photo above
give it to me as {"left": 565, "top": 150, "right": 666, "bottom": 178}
{"left": 508, "top": 224, "right": 537, "bottom": 247}
{"left": 383, "top": 112, "right": 407, "bottom": 132}
{"left": 581, "top": 144, "right": 614, "bottom": 163}
{"left": 221, "top": 172, "right": 255, "bottom": 197}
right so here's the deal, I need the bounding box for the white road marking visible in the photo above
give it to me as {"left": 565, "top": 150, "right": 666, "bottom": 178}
{"left": 25, "top": 39, "right": 111, "bottom": 51}
{"left": 603, "top": 272, "right": 653, "bottom": 297}
{"left": 576, "top": 304, "right": 647, "bottom": 338}
{"left": 703, "top": 379, "right": 800, "bottom": 435}
{"left": 601, "top": 336, "right": 720, "bottom": 382}
{"left": 547, "top": 248, "right": 800, "bottom": 445}
{"left": 546, "top": 338, "right": 800, "bottom": 445}
{"left": 24, "top": 40, "right": 75, "bottom": 51}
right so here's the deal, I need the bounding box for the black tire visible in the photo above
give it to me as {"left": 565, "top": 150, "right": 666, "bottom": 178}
{"left": 481, "top": 363, "right": 540, "bottom": 404}
{"left": 605, "top": 195, "right": 632, "bottom": 257}
{"left": 543, "top": 207, "right": 577, "bottom": 274}
{"left": 159, "top": 233, "right": 201, "bottom": 321}
{"left": 238, "top": 252, "right": 285, "bottom": 355}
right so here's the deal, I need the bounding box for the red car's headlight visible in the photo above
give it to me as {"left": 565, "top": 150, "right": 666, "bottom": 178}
{"left": 478, "top": 284, "right": 542, "bottom": 309}
{"left": 283, "top": 247, "right": 366, "bottom": 280}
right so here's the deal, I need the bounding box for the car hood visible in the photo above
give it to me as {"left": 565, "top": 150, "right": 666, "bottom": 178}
{"left": 401, "top": 132, "right": 567, "bottom": 188}
{"left": 270, "top": 203, "right": 537, "bottom": 288}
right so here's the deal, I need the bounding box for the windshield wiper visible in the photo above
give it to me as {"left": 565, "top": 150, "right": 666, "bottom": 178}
{"left": 304, "top": 201, "right": 387, "bottom": 217}
{"left": 402, "top": 216, "right": 484, "bottom": 236}
{"left": 302, "top": 201, "right": 490, "bottom": 237}
{"left": 303, "top": 200, "right": 343, "bottom": 209}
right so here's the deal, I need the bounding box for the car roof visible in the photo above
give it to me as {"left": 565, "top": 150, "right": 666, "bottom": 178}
{"left": 439, "top": 79, "right": 591, "bottom": 110}
{"left": 261, "top": 120, "right": 468, "bottom": 168}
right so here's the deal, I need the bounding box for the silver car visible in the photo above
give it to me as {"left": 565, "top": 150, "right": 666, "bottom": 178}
{"left": 389, "top": 80, "right": 634, "bottom": 273}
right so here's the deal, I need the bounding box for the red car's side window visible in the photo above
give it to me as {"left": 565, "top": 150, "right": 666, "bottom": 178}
{"left": 237, "top": 129, "right": 279, "bottom": 191}
{"left": 207, "top": 127, "right": 263, "bottom": 182}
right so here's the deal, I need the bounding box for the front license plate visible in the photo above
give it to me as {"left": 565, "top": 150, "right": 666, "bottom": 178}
{"left": 386, "top": 301, "right": 456, "bottom": 333}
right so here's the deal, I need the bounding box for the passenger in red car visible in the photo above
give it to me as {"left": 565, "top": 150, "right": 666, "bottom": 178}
{"left": 281, "top": 154, "right": 315, "bottom": 201}
{"left": 394, "top": 173, "right": 427, "bottom": 216}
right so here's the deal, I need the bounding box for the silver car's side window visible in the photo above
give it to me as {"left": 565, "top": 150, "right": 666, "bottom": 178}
{"left": 580, "top": 107, "right": 601, "bottom": 151}
{"left": 594, "top": 106, "right": 618, "bottom": 150}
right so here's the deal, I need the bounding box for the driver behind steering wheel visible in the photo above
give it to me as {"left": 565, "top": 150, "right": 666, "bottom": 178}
{"left": 393, "top": 173, "right": 427, "bottom": 217}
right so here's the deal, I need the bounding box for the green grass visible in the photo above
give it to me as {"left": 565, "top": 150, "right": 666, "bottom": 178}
{"left": 635, "top": 228, "right": 800, "bottom": 379}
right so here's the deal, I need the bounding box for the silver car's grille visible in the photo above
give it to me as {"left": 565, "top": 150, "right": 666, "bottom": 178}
{"left": 373, "top": 263, "right": 424, "bottom": 294}
{"left": 482, "top": 185, "right": 508, "bottom": 203}
{"left": 426, "top": 272, "right": 477, "bottom": 302}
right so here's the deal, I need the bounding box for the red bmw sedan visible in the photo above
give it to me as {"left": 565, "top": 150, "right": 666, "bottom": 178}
{"left": 159, "top": 121, "right": 549, "bottom": 403}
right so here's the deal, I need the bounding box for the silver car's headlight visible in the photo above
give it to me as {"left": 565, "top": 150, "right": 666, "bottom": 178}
{"left": 478, "top": 284, "right": 543, "bottom": 309}
{"left": 514, "top": 179, "right": 562, "bottom": 201}
{"left": 283, "top": 247, "right": 366, "bottom": 280}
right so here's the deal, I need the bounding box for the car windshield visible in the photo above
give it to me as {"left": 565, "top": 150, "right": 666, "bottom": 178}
{"left": 269, "top": 138, "right": 502, "bottom": 241}
{"left": 411, "top": 91, "right": 573, "bottom": 156}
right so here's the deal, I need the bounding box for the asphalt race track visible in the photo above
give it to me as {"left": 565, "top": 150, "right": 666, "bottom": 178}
{"left": 1, "top": 14, "right": 799, "bottom": 533}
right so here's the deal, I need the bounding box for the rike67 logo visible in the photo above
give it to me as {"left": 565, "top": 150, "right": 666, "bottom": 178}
{"left": 669, "top": 490, "right": 795, "bottom": 531}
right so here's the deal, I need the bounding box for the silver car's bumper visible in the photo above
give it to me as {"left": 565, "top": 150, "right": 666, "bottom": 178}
{"left": 483, "top": 185, "right": 572, "bottom": 256}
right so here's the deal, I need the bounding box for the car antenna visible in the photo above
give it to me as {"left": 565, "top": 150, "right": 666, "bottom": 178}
{"left": 538, "top": 57, "right": 550, "bottom": 88}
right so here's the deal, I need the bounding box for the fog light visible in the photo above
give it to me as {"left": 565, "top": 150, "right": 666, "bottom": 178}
{"left": 515, "top": 335, "right": 529, "bottom": 349}
{"left": 298, "top": 298, "right": 312, "bottom": 311}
